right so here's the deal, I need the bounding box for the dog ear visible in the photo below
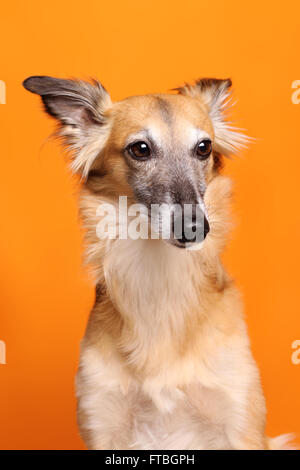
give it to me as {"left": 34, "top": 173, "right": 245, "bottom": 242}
{"left": 175, "top": 78, "right": 249, "bottom": 156}
{"left": 23, "top": 76, "right": 112, "bottom": 176}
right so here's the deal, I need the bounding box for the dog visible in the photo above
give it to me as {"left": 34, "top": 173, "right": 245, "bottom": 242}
{"left": 23, "top": 75, "right": 294, "bottom": 450}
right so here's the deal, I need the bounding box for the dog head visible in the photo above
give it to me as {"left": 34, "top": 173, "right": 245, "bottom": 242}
{"left": 23, "top": 76, "right": 247, "bottom": 249}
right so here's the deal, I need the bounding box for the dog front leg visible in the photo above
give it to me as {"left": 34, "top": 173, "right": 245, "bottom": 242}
{"left": 224, "top": 383, "right": 268, "bottom": 450}
{"left": 76, "top": 344, "right": 134, "bottom": 450}
{"left": 76, "top": 387, "right": 133, "bottom": 450}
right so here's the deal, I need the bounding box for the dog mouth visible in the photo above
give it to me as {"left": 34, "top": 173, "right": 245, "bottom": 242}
{"left": 170, "top": 237, "right": 207, "bottom": 250}
{"left": 168, "top": 227, "right": 210, "bottom": 251}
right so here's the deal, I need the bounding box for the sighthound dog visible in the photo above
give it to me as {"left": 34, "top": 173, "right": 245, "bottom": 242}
{"left": 23, "top": 76, "right": 294, "bottom": 450}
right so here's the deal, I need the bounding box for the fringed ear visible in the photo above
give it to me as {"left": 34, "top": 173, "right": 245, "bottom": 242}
{"left": 23, "top": 76, "right": 112, "bottom": 176}
{"left": 175, "top": 78, "right": 250, "bottom": 156}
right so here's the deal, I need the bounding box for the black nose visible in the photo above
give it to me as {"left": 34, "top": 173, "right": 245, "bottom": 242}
{"left": 173, "top": 209, "right": 210, "bottom": 245}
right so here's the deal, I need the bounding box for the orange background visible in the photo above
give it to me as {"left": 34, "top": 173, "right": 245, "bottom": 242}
{"left": 0, "top": 0, "right": 299, "bottom": 450}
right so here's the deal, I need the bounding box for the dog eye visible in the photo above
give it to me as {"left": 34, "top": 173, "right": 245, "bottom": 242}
{"left": 195, "top": 139, "right": 212, "bottom": 159}
{"left": 128, "top": 141, "right": 151, "bottom": 160}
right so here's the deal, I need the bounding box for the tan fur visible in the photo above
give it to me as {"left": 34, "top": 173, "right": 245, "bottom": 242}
{"left": 23, "top": 76, "right": 296, "bottom": 450}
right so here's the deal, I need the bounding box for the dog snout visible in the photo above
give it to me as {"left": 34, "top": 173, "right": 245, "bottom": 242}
{"left": 172, "top": 205, "right": 210, "bottom": 245}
